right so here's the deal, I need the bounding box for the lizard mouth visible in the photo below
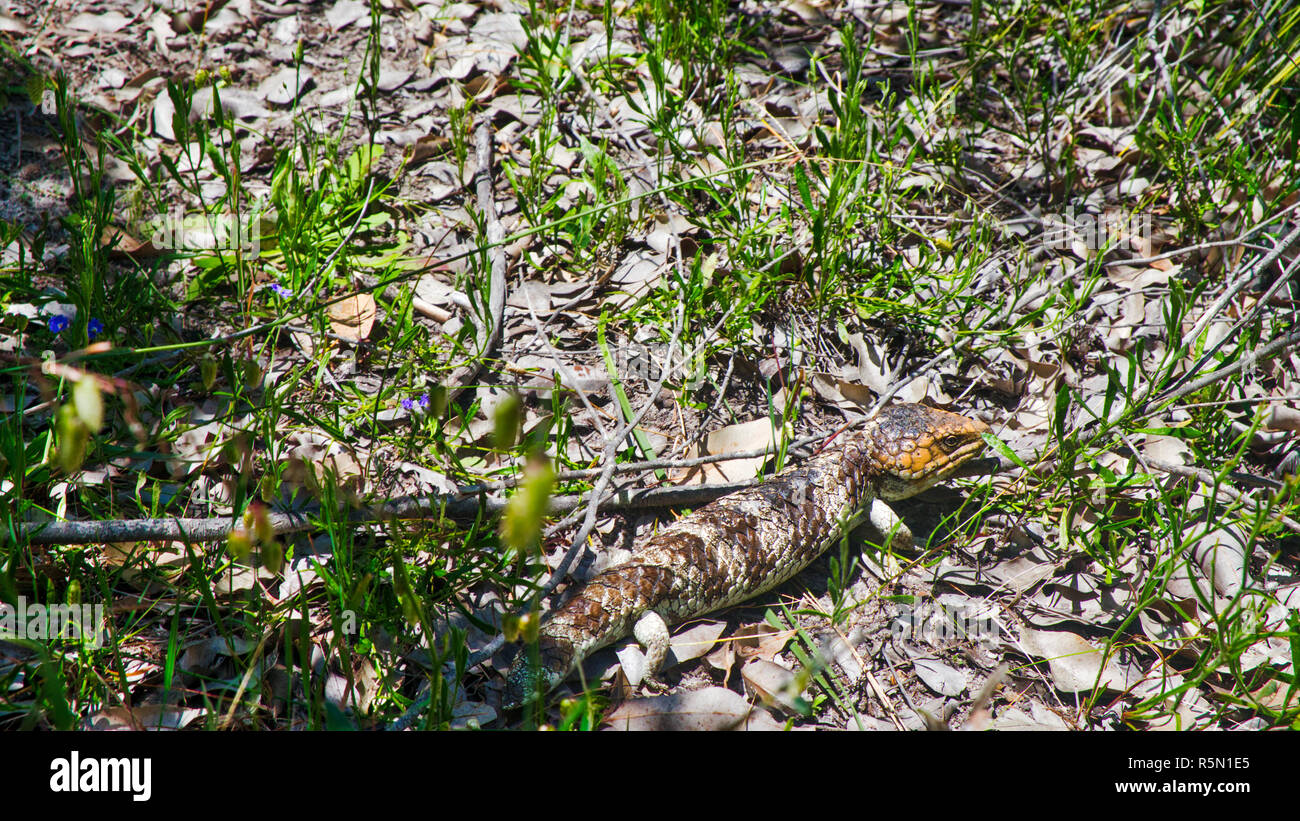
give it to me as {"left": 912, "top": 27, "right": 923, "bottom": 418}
{"left": 933, "top": 436, "right": 992, "bottom": 478}
{"left": 876, "top": 433, "right": 989, "bottom": 500}
{"left": 951, "top": 454, "right": 1000, "bottom": 478}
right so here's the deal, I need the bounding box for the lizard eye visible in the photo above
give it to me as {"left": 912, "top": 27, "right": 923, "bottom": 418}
{"left": 942, "top": 434, "right": 966, "bottom": 451}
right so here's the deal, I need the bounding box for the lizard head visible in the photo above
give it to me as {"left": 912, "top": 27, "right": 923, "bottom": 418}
{"left": 862, "top": 404, "right": 990, "bottom": 501}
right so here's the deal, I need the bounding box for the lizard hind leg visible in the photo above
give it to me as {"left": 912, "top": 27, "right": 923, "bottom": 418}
{"left": 632, "top": 610, "right": 672, "bottom": 684}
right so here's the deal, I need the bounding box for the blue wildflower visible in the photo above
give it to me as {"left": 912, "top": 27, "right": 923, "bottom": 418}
{"left": 48, "top": 315, "right": 69, "bottom": 333}
{"left": 87, "top": 318, "right": 105, "bottom": 339}
{"left": 269, "top": 283, "right": 292, "bottom": 298}
{"left": 402, "top": 393, "right": 430, "bottom": 413}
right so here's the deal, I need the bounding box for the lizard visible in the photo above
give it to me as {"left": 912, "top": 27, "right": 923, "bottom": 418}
{"left": 503, "top": 402, "right": 990, "bottom": 708}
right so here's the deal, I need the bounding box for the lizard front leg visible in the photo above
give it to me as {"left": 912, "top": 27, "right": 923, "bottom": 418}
{"left": 867, "top": 498, "right": 914, "bottom": 549}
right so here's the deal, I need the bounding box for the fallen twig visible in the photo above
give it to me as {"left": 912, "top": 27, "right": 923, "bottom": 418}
{"left": 22, "top": 476, "right": 774, "bottom": 546}
{"left": 1157, "top": 326, "right": 1300, "bottom": 406}
{"left": 1146, "top": 459, "right": 1300, "bottom": 535}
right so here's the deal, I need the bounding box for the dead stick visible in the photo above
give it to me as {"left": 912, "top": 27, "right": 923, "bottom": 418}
{"left": 21, "top": 478, "right": 773, "bottom": 546}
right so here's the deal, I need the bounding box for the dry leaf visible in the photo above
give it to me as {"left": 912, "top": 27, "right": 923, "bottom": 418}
{"left": 67, "top": 11, "right": 131, "bottom": 34}
{"left": 989, "top": 703, "right": 1070, "bottom": 730}
{"left": 668, "top": 620, "right": 727, "bottom": 664}
{"left": 328, "top": 293, "right": 377, "bottom": 340}
{"left": 704, "top": 622, "right": 787, "bottom": 684}
{"left": 741, "top": 658, "right": 803, "bottom": 714}
{"left": 912, "top": 656, "right": 969, "bottom": 696}
{"left": 1184, "top": 524, "right": 1251, "bottom": 598}
{"left": 100, "top": 225, "right": 160, "bottom": 259}
{"left": 672, "top": 417, "right": 788, "bottom": 485}
{"left": 1017, "top": 627, "right": 1132, "bottom": 693}
{"left": 604, "top": 687, "right": 781, "bottom": 730}
{"left": 85, "top": 704, "right": 204, "bottom": 731}
{"left": 0, "top": 11, "right": 30, "bottom": 33}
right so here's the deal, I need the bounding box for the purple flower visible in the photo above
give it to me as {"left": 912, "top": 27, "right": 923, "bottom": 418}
{"left": 87, "top": 318, "right": 105, "bottom": 339}
{"left": 48, "top": 315, "right": 69, "bottom": 333}
{"left": 269, "top": 283, "right": 292, "bottom": 298}
{"left": 402, "top": 393, "right": 430, "bottom": 413}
